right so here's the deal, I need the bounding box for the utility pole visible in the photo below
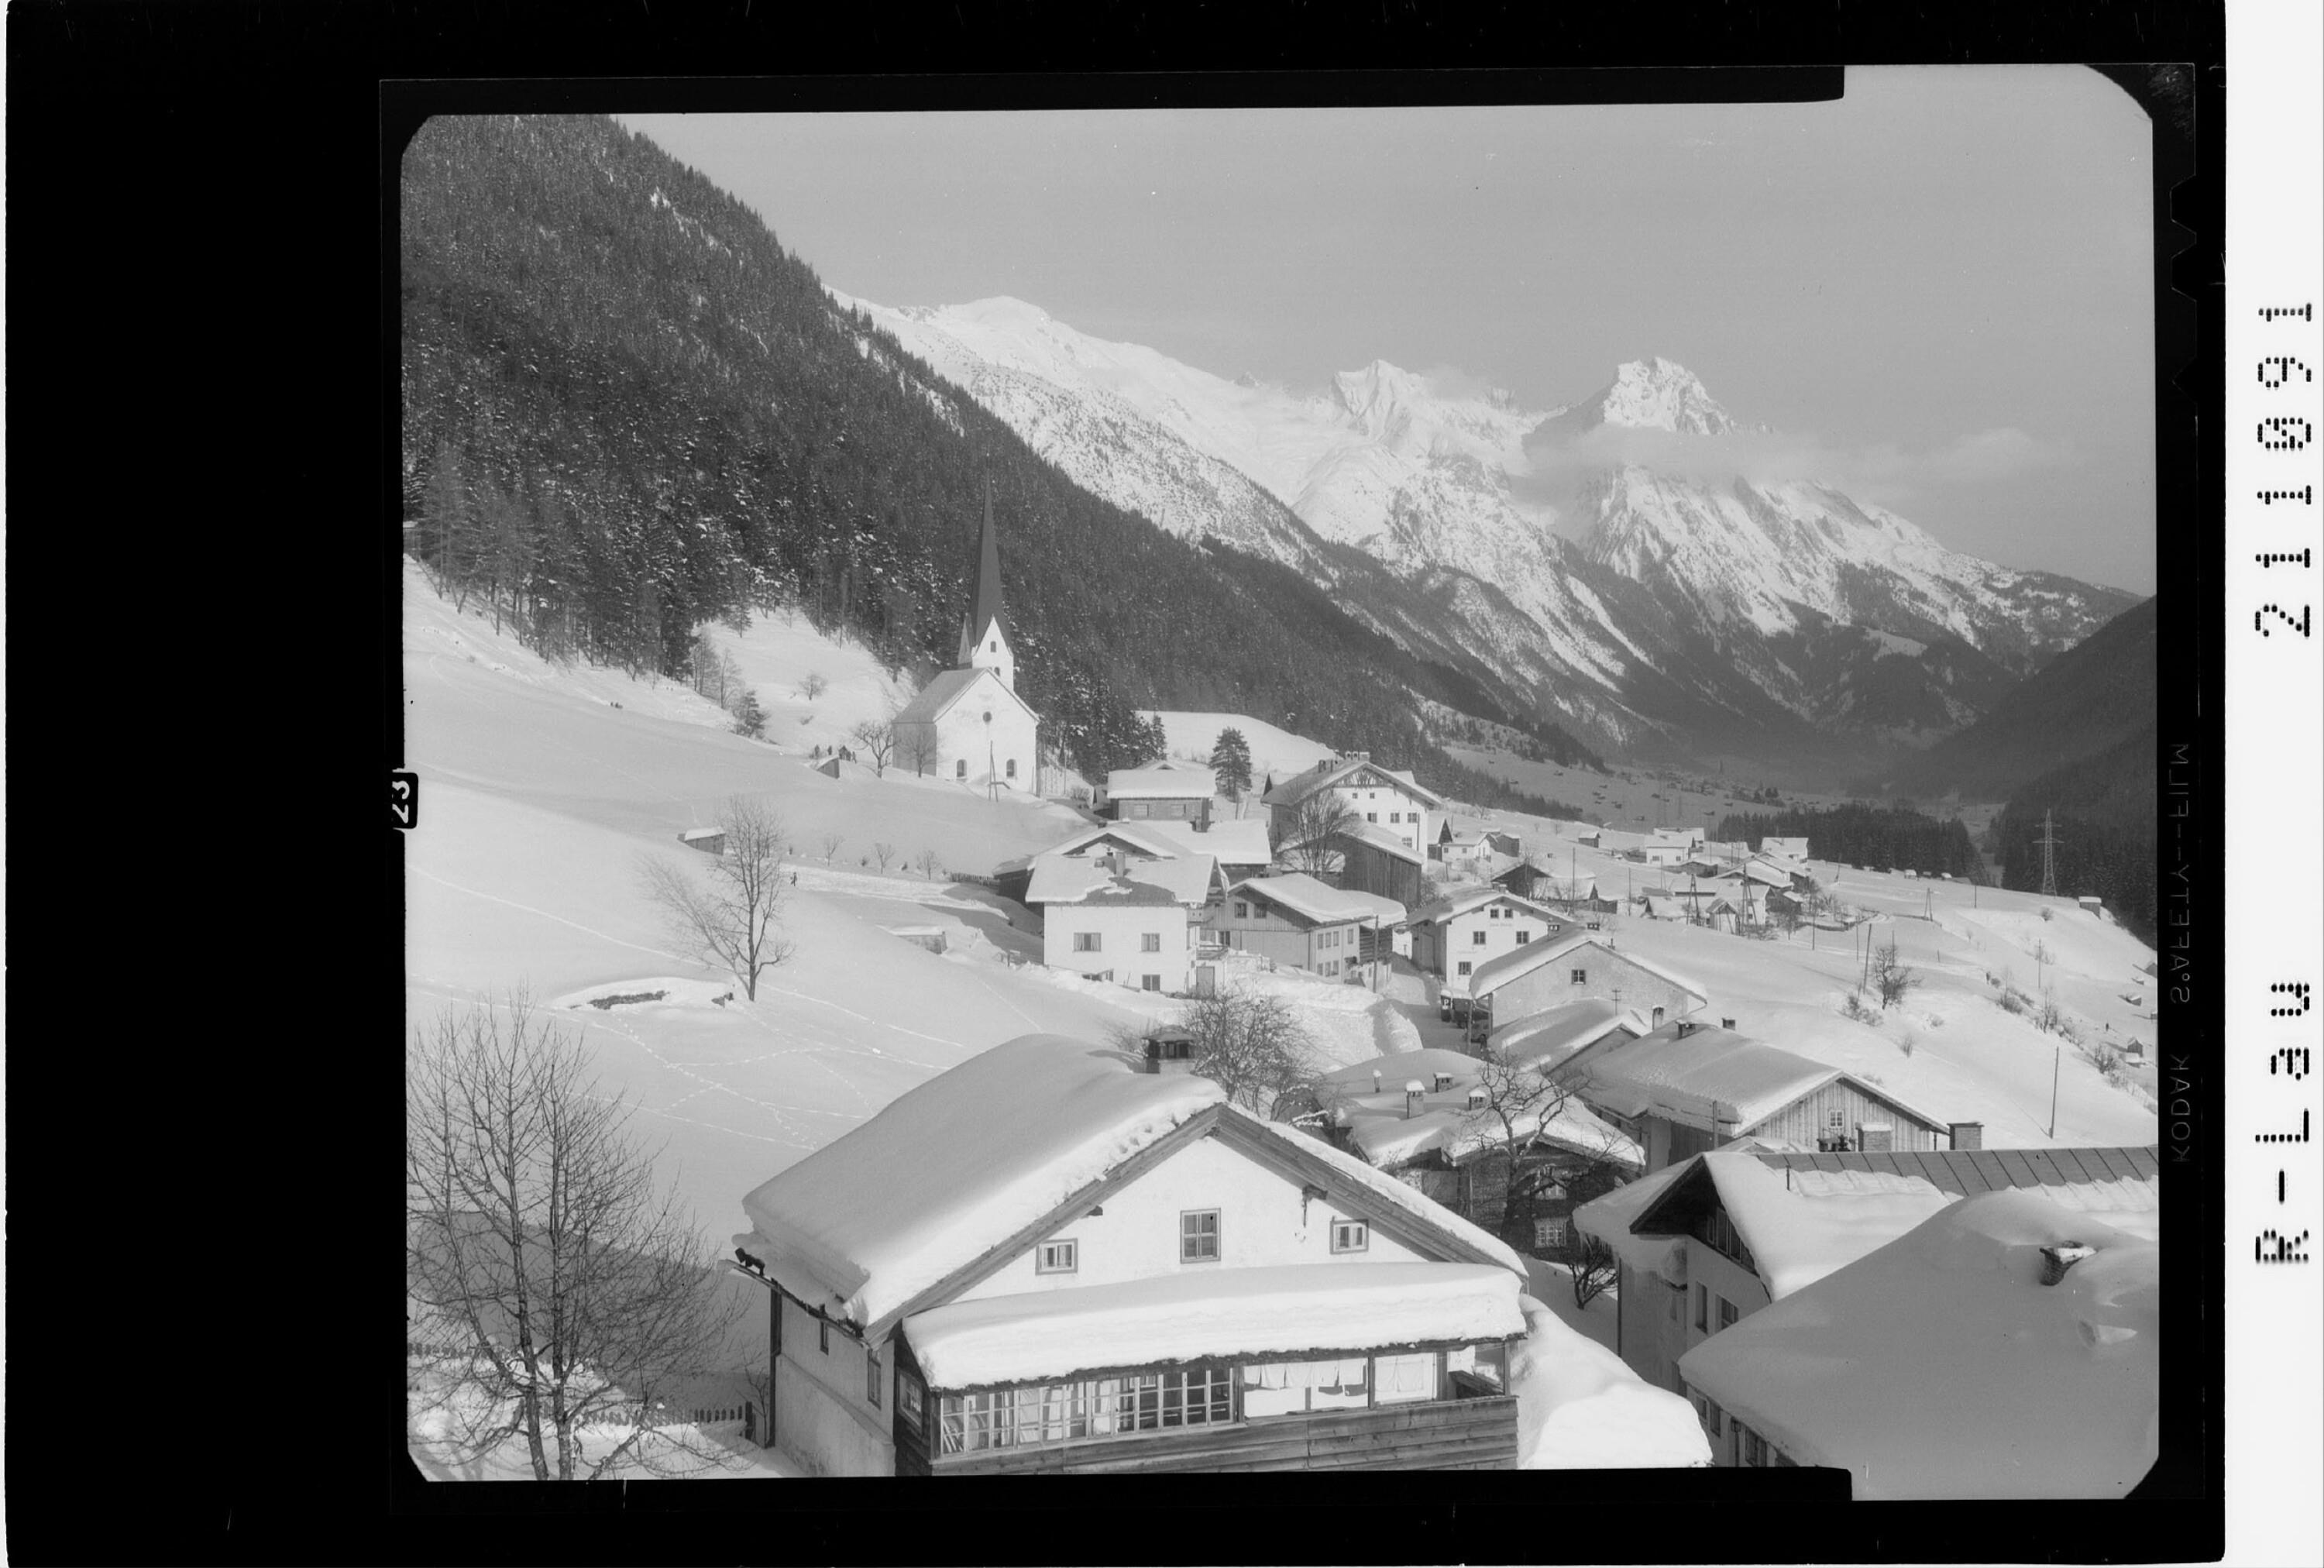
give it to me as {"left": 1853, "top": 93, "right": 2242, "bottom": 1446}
{"left": 2047, "top": 1038, "right": 2062, "bottom": 1139}
{"left": 2037, "top": 807, "right": 2062, "bottom": 898}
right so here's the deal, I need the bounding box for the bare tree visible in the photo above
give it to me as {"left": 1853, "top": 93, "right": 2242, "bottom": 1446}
{"left": 895, "top": 721, "right": 941, "bottom": 778}
{"left": 796, "top": 672, "right": 829, "bottom": 701}
{"left": 1463, "top": 1042, "right": 1580, "bottom": 1236}
{"left": 1871, "top": 939, "right": 1919, "bottom": 1008}
{"left": 406, "top": 992, "right": 745, "bottom": 1480}
{"left": 1278, "top": 790, "right": 1360, "bottom": 879}
{"left": 819, "top": 830, "right": 844, "bottom": 866}
{"left": 1554, "top": 1228, "right": 1620, "bottom": 1311}
{"left": 914, "top": 848, "right": 944, "bottom": 881}
{"left": 849, "top": 720, "right": 895, "bottom": 777}
{"left": 637, "top": 796, "right": 795, "bottom": 1000}
{"left": 1172, "top": 988, "right": 1319, "bottom": 1114}
{"left": 871, "top": 841, "right": 896, "bottom": 873}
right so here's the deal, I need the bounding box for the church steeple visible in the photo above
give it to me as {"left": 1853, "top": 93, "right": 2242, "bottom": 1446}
{"left": 957, "top": 478, "right": 1015, "bottom": 689}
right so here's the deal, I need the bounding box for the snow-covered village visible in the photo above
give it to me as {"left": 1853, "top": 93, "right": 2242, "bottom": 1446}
{"left": 403, "top": 86, "right": 2164, "bottom": 1497}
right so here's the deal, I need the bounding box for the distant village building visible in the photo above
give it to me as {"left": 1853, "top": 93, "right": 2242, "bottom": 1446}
{"left": 679, "top": 827, "right": 726, "bottom": 856}
{"left": 1552, "top": 1020, "right": 1952, "bottom": 1172}
{"left": 1408, "top": 889, "right": 1574, "bottom": 989}
{"left": 1263, "top": 754, "right": 1444, "bottom": 858}
{"left": 1016, "top": 825, "right": 1219, "bottom": 994}
{"left": 1095, "top": 759, "right": 1216, "bottom": 824}
{"left": 1466, "top": 934, "right": 1707, "bottom": 1039}
{"left": 1432, "top": 822, "right": 1494, "bottom": 866}
{"left": 1756, "top": 836, "right": 1810, "bottom": 861}
{"left": 889, "top": 483, "right": 1040, "bottom": 793}
{"left": 1577, "top": 1145, "right": 2160, "bottom": 1408}
{"left": 1493, "top": 859, "right": 1615, "bottom": 915}
{"left": 734, "top": 1037, "right": 1532, "bottom": 1474}
{"left": 1673, "top": 1182, "right": 2160, "bottom": 1493}
{"left": 1212, "top": 874, "right": 1404, "bottom": 983}
{"left": 1308, "top": 1047, "right": 1644, "bottom": 1244}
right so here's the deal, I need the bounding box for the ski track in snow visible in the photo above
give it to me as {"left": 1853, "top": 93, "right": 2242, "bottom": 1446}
{"left": 411, "top": 868, "right": 687, "bottom": 964}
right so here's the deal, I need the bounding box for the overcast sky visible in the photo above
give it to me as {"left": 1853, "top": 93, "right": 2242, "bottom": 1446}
{"left": 621, "top": 68, "right": 2156, "bottom": 594}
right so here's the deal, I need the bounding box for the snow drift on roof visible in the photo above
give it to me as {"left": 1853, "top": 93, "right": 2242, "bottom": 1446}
{"left": 1025, "top": 850, "right": 1215, "bottom": 907}
{"left": 1679, "top": 1190, "right": 2159, "bottom": 1498}
{"left": 1690, "top": 1153, "right": 1958, "bottom": 1300}
{"left": 1131, "top": 817, "right": 1274, "bottom": 865}
{"left": 1232, "top": 872, "right": 1380, "bottom": 925}
{"left": 738, "top": 1037, "right": 1226, "bottom": 1327}
{"left": 1102, "top": 764, "right": 1217, "bottom": 799}
{"left": 902, "top": 1262, "right": 1523, "bottom": 1388}
{"left": 1344, "top": 1095, "right": 1641, "bottom": 1172}
{"left": 1510, "top": 1295, "right": 1711, "bottom": 1469}
{"left": 1487, "top": 999, "right": 1628, "bottom": 1071}
{"left": 1036, "top": 821, "right": 1184, "bottom": 861}
{"left": 1576, "top": 1027, "right": 1841, "bottom": 1131}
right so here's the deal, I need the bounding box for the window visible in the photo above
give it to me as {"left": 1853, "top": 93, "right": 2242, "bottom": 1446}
{"left": 1456, "top": 961, "right": 1471, "bottom": 977}
{"left": 1234, "top": 900, "right": 1250, "bottom": 920}
{"left": 1472, "top": 930, "right": 1488, "bottom": 945}
{"left": 1717, "top": 1296, "right": 1739, "bottom": 1332}
{"left": 899, "top": 1373, "right": 925, "bottom": 1431}
{"left": 1693, "top": 1284, "right": 1708, "bottom": 1332}
{"left": 988, "top": 640, "right": 997, "bottom": 652}
{"left": 1515, "top": 930, "right": 1531, "bottom": 944}
{"left": 937, "top": 1370, "right": 1236, "bottom": 1453}
{"left": 820, "top": 1319, "right": 831, "bottom": 1354}
{"left": 1239, "top": 1357, "right": 1369, "bottom": 1417}
{"left": 1571, "top": 968, "right": 1588, "bottom": 985}
{"left": 1141, "top": 932, "right": 1162, "bottom": 953}
{"left": 1006, "top": 758, "right": 1017, "bottom": 778}
{"left": 1652, "top": 1006, "right": 1666, "bottom": 1026}
{"left": 1181, "top": 1209, "right": 1221, "bottom": 1263}
{"left": 1829, "top": 1110, "right": 1844, "bottom": 1128}
{"left": 1073, "top": 932, "right": 1102, "bottom": 952}
{"left": 1741, "top": 1425, "right": 1765, "bottom": 1467}
{"left": 1037, "top": 1238, "right": 1078, "bottom": 1274}
{"left": 1389, "top": 812, "right": 1401, "bottom": 824}
{"left": 1367, "top": 812, "right": 1378, "bottom": 824}
{"left": 1696, "top": 1394, "right": 1724, "bottom": 1439}
{"left": 1143, "top": 974, "right": 1161, "bottom": 992}
{"left": 955, "top": 758, "right": 968, "bottom": 779}
{"left": 1532, "top": 1216, "right": 1569, "bottom": 1250}
{"left": 1330, "top": 1218, "right": 1368, "bottom": 1253}
{"left": 1669, "top": 1284, "right": 1682, "bottom": 1323}
{"left": 867, "top": 1343, "right": 883, "bottom": 1407}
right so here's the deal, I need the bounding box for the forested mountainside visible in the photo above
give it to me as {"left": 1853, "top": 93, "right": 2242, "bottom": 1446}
{"left": 398, "top": 114, "right": 1600, "bottom": 794}
{"left": 1994, "top": 727, "right": 2160, "bottom": 945}
{"left": 1714, "top": 804, "right": 1983, "bottom": 881}
{"left": 1898, "top": 597, "right": 2157, "bottom": 801}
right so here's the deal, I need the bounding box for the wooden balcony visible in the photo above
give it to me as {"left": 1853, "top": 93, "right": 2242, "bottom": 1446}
{"left": 926, "top": 1394, "right": 1518, "bottom": 1474}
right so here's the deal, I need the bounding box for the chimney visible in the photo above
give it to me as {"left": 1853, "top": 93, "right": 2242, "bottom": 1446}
{"left": 2039, "top": 1242, "right": 2097, "bottom": 1286}
{"left": 1949, "top": 1121, "right": 1984, "bottom": 1151}
{"left": 1371, "top": 1070, "right": 1383, "bottom": 1094}
{"left": 1857, "top": 1122, "right": 1894, "bottom": 1154}
{"left": 1674, "top": 1020, "right": 1695, "bottom": 1040}
{"left": 1432, "top": 1071, "right": 1456, "bottom": 1092}
{"left": 1466, "top": 1086, "right": 1488, "bottom": 1111}
{"left": 1403, "top": 1080, "right": 1425, "bottom": 1118}
{"left": 1721, "top": 1017, "right": 1737, "bottom": 1030}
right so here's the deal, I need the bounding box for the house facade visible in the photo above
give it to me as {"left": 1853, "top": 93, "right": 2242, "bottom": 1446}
{"left": 1466, "top": 934, "right": 1707, "bottom": 1037}
{"left": 1327, "top": 821, "right": 1428, "bottom": 911}
{"left": 1211, "top": 874, "right": 1401, "bottom": 983}
{"left": 734, "top": 1037, "right": 1531, "bottom": 1475}
{"left": 1025, "top": 834, "right": 1218, "bottom": 994}
{"left": 1263, "top": 753, "right": 1444, "bottom": 858}
{"left": 890, "top": 485, "right": 1040, "bottom": 791}
{"left": 1408, "top": 890, "right": 1573, "bottom": 987}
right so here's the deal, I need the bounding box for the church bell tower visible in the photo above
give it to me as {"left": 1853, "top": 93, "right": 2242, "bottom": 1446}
{"left": 957, "top": 478, "right": 1016, "bottom": 691}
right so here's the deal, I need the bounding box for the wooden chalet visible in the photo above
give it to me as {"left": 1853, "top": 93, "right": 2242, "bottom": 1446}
{"left": 734, "top": 1037, "right": 1532, "bottom": 1475}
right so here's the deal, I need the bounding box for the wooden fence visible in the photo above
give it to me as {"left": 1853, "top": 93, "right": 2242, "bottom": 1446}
{"left": 405, "top": 1340, "right": 752, "bottom": 1427}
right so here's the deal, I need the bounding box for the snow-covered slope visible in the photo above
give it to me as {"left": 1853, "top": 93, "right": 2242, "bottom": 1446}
{"left": 841, "top": 293, "right": 2137, "bottom": 765}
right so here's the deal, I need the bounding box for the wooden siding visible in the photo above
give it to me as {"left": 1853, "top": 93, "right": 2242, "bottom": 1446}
{"left": 928, "top": 1394, "right": 1518, "bottom": 1473}
{"left": 1745, "top": 1079, "right": 1945, "bottom": 1150}
{"left": 1332, "top": 838, "right": 1425, "bottom": 909}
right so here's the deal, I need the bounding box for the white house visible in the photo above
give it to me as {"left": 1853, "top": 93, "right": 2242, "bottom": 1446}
{"left": 1466, "top": 933, "right": 1708, "bottom": 1037}
{"left": 1408, "top": 889, "right": 1574, "bottom": 988}
{"left": 732, "top": 1036, "right": 1532, "bottom": 1475}
{"left": 1211, "top": 873, "right": 1404, "bottom": 983}
{"left": 1674, "top": 1185, "right": 2159, "bottom": 1493}
{"left": 1263, "top": 753, "right": 1445, "bottom": 857}
{"left": 891, "top": 484, "right": 1040, "bottom": 792}
{"left": 1095, "top": 758, "right": 1217, "bottom": 823}
{"left": 1025, "top": 834, "right": 1219, "bottom": 994}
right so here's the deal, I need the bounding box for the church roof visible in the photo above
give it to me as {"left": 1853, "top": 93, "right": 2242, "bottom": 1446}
{"left": 891, "top": 666, "right": 1034, "bottom": 728}
{"left": 957, "top": 479, "right": 1012, "bottom": 660}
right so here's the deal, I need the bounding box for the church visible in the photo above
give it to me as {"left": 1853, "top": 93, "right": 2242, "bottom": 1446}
{"left": 891, "top": 483, "right": 1042, "bottom": 793}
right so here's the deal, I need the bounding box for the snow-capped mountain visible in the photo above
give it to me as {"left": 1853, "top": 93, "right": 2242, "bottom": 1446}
{"left": 841, "top": 293, "right": 2137, "bottom": 769}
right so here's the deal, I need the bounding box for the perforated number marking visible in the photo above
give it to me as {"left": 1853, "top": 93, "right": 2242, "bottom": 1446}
{"left": 2271, "top": 981, "right": 2313, "bottom": 1016}
{"left": 2259, "top": 356, "right": 2315, "bottom": 387}
{"left": 2255, "top": 603, "right": 2313, "bottom": 638}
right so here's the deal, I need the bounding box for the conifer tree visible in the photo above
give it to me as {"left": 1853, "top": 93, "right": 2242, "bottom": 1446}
{"left": 1210, "top": 728, "right": 1254, "bottom": 801}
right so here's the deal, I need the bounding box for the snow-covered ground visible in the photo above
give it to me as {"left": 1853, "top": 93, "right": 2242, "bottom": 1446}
{"left": 406, "top": 1357, "right": 803, "bottom": 1480}
{"left": 1143, "top": 710, "right": 1338, "bottom": 784}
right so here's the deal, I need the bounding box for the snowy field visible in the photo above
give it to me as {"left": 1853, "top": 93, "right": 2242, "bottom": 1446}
{"left": 1143, "top": 710, "right": 1338, "bottom": 784}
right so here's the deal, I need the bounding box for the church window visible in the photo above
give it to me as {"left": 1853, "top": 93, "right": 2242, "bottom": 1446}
{"left": 1006, "top": 758, "right": 1018, "bottom": 779}
{"left": 989, "top": 640, "right": 998, "bottom": 652}
{"left": 956, "top": 759, "right": 968, "bottom": 779}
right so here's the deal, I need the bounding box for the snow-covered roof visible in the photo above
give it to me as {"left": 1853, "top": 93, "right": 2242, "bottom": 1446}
{"left": 1332, "top": 889, "right": 1409, "bottom": 927}
{"left": 1102, "top": 762, "right": 1217, "bottom": 799}
{"left": 1033, "top": 821, "right": 1185, "bottom": 861}
{"left": 1229, "top": 872, "right": 1381, "bottom": 927}
{"left": 1409, "top": 887, "right": 1569, "bottom": 927}
{"left": 902, "top": 1262, "right": 1524, "bottom": 1389}
{"left": 1261, "top": 756, "right": 1447, "bottom": 810}
{"left": 1571, "top": 1164, "right": 1692, "bottom": 1282}
{"left": 1336, "top": 820, "right": 1427, "bottom": 865}
{"left": 737, "top": 1037, "right": 1226, "bottom": 1329}
{"left": 1467, "top": 933, "right": 1707, "bottom": 1006}
{"left": 1024, "top": 850, "right": 1216, "bottom": 908}
{"left": 1573, "top": 1025, "right": 1856, "bottom": 1132}
{"left": 1678, "top": 1190, "right": 2160, "bottom": 1498}
{"left": 1486, "top": 999, "right": 1635, "bottom": 1071}
{"left": 1129, "top": 817, "right": 1274, "bottom": 866}
{"left": 1665, "top": 1153, "right": 1958, "bottom": 1301}
{"left": 890, "top": 665, "right": 1032, "bottom": 728}
{"left": 679, "top": 827, "right": 724, "bottom": 841}
{"left": 1315, "top": 1046, "right": 1642, "bottom": 1171}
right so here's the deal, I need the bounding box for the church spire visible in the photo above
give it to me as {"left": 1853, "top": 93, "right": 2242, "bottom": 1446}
{"left": 957, "top": 476, "right": 1012, "bottom": 680}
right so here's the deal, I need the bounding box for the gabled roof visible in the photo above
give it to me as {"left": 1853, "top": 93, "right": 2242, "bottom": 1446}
{"left": 1130, "top": 817, "right": 1274, "bottom": 867}
{"left": 1025, "top": 849, "right": 1217, "bottom": 908}
{"left": 1484, "top": 998, "right": 1636, "bottom": 1071}
{"left": 891, "top": 665, "right": 1036, "bottom": 729}
{"left": 1035, "top": 821, "right": 1184, "bottom": 861}
{"left": 1677, "top": 1191, "right": 2160, "bottom": 1498}
{"left": 1229, "top": 872, "right": 1381, "bottom": 927}
{"left": 1409, "top": 887, "right": 1569, "bottom": 927}
{"left": 1572, "top": 1023, "right": 1951, "bottom": 1136}
{"left": 1334, "top": 820, "right": 1427, "bottom": 865}
{"left": 1466, "top": 932, "right": 1707, "bottom": 1006}
{"left": 737, "top": 1037, "right": 1226, "bottom": 1332}
{"left": 1261, "top": 757, "right": 1447, "bottom": 810}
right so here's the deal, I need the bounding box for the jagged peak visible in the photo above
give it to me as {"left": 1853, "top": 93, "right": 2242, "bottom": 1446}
{"left": 1574, "top": 356, "right": 1750, "bottom": 436}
